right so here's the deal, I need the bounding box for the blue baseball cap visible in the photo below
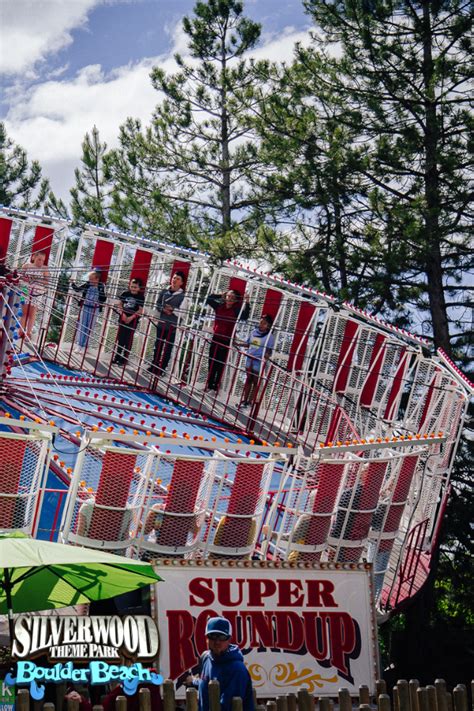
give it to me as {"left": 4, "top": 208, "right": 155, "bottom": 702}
{"left": 205, "top": 617, "right": 232, "bottom": 639}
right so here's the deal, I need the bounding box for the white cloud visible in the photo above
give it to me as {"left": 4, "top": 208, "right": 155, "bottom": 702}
{"left": 0, "top": 0, "right": 103, "bottom": 75}
{"left": 4, "top": 24, "right": 312, "bottom": 202}
{"left": 251, "top": 27, "right": 313, "bottom": 63}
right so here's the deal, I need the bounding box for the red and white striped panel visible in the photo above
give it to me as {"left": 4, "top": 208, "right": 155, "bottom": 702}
{"left": 141, "top": 458, "right": 205, "bottom": 555}
{"left": 207, "top": 459, "right": 274, "bottom": 558}
{"left": 0, "top": 424, "right": 52, "bottom": 536}
{"left": 329, "top": 460, "right": 388, "bottom": 563}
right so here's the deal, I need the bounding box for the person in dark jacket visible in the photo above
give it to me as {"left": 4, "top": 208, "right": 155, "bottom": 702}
{"left": 206, "top": 289, "right": 250, "bottom": 392}
{"left": 112, "top": 277, "right": 145, "bottom": 366}
{"left": 149, "top": 271, "right": 186, "bottom": 376}
{"left": 186, "top": 617, "right": 254, "bottom": 711}
{"left": 71, "top": 270, "right": 106, "bottom": 350}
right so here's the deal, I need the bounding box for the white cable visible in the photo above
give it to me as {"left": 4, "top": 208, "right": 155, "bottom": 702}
{"left": 3, "top": 296, "right": 88, "bottom": 427}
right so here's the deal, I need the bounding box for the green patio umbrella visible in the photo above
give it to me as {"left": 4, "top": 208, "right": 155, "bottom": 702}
{"left": 0, "top": 533, "right": 162, "bottom": 642}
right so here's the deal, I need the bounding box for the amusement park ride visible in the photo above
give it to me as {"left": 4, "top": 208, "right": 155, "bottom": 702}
{"left": 0, "top": 206, "right": 471, "bottom": 621}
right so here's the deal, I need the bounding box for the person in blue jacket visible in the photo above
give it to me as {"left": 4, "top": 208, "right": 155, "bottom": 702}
{"left": 185, "top": 617, "right": 254, "bottom": 711}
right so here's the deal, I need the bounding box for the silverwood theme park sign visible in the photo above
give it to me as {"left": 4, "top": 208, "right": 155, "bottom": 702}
{"left": 11, "top": 615, "right": 158, "bottom": 660}
{"left": 5, "top": 615, "right": 162, "bottom": 701}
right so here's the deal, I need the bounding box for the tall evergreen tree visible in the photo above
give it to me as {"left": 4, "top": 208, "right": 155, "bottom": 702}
{"left": 0, "top": 122, "right": 56, "bottom": 212}
{"left": 70, "top": 126, "right": 111, "bottom": 228}
{"left": 294, "top": 0, "right": 473, "bottom": 355}
{"left": 107, "top": 0, "right": 267, "bottom": 254}
{"left": 103, "top": 118, "right": 200, "bottom": 247}
{"left": 248, "top": 65, "right": 412, "bottom": 317}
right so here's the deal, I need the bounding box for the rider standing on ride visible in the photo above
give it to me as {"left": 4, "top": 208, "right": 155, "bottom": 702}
{"left": 149, "top": 271, "right": 186, "bottom": 376}
{"left": 20, "top": 250, "right": 50, "bottom": 339}
{"left": 206, "top": 289, "right": 250, "bottom": 392}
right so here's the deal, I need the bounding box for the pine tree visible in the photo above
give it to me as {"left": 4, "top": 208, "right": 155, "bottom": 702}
{"left": 295, "top": 0, "right": 473, "bottom": 355}
{"left": 0, "top": 122, "right": 51, "bottom": 211}
{"left": 104, "top": 118, "right": 200, "bottom": 247}
{"left": 248, "top": 63, "right": 411, "bottom": 317}
{"left": 70, "top": 126, "right": 111, "bottom": 227}
{"left": 107, "top": 0, "right": 266, "bottom": 254}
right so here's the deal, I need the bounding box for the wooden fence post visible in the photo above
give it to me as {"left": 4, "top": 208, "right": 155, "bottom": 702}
{"left": 319, "top": 699, "right": 332, "bottom": 711}
{"left": 43, "top": 705, "right": 55, "bottom": 711}
{"left": 379, "top": 694, "right": 392, "bottom": 711}
{"left": 92, "top": 706, "right": 104, "bottom": 711}
{"left": 453, "top": 685, "right": 468, "bottom": 711}
{"left": 209, "top": 680, "right": 221, "bottom": 711}
{"left": 266, "top": 700, "right": 277, "bottom": 711}
{"left": 66, "top": 697, "right": 80, "bottom": 711}
{"left": 163, "top": 679, "right": 176, "bottom": 711}
{"left": 277, "top": 695, "right": 289, "bottom": 711}
{"left": 186, "top": 687, "right": 199, "bottom": 711}
{"left": 393, "top": 687, "right": 400, "bottom": 711}
{"left": 426, "top": 686, "right": 437, "bottom": 711}
{"left": 409, "top": 680, "right": 420, "bottom": 711}
{"left": 56, "top": 682, "right": 67, "bottom": 710}
{"left": 297, "top": 689, "right": 310, "bottom": 711}
{"left": 359, "top": 704, "right": 371, "bottom": 711}
{"left": 115, "top": 696, "right": 127, "bottom": 711}
{"left": 417, "top": 688, "right": 429, "bottom": 711}
{"left": 377, "top": 680, "right": 388, "bottom": 697}
{"left": 139, "top": 687, "right": 152, "bottom": 711}
{"left": 16, "top": 689, "right": 29, "bottom": 711}
{"left": 232, "top": 698, "right": 243, "bottom": 711}
{"left": 435, "top": 680, "right": 448, "bottom": 711}
{"left": 359, "top": 686, "right": 371, "bottom": 706}
{"left": 397, "top": 680, "right": 410, "bottom": 711}
{"left": 287, "top": 693, "right": 297, "bottom": 711}
{"left": 338, "top": 688, "right": 352, "bottom": 711}
{"left": 447, "top": 693, "right": 454, "bottom": 711}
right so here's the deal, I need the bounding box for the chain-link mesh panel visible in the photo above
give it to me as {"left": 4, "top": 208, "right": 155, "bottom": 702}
{"left": 267, "top": 458, "right": 348, "bottom": 563}
{"left": 8, "top": 221, "right": 36, "bottom": 269}
{"left": 205, "top": 456, "right": 276, "bottom": 558}
{"left": 3, "top": 218, "right": 24, "bottom": 268}
{"left": 0, "top": 279, "right": 22, "bottom": 372}
{"left": 136, "top": 454, "right": 213, "bottom": 558}
{"left": 62, "top": 446, "right": 152, "bottom": 555}
{"left": 364, "top": 453, "right": 421, "bottom": 602}
{"left": 0, "top": 433, "right": 49, "bottom": 533}
{"left": 327, "top": 459, "right": 388, "bottom": 563}
{"left": 403, "top": 360, "right": 441, "bottom": 432}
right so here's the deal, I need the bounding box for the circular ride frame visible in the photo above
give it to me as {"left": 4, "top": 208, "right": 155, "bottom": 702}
{"left": 0, "top": 207, "right": 471, "bottom": 614}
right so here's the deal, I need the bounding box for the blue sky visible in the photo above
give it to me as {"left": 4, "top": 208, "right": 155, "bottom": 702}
{"left": 0, "top": 0, "right": 313, "bottom": 202}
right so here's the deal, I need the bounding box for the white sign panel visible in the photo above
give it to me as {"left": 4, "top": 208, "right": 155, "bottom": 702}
{"left": 153, "top": 562, "right": 378, "bottom": 696}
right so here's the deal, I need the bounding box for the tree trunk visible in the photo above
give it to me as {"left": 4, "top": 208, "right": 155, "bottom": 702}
{"left": 422, "top": 1, "right": 452, "bottom": 356}
{"left": 333, "top": 197, "right": 348, "bottom": 291}
{"left": 220, "top": 31, "right": 231, "bottom": 235}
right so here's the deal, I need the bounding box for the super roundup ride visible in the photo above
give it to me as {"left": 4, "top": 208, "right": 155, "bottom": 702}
{"left": 0, "top": 207, "right": 472, "bottom": 696}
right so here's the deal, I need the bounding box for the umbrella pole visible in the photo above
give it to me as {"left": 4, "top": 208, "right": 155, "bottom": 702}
{"left": 3, "top": 568, "right": 14, "bottom": 646}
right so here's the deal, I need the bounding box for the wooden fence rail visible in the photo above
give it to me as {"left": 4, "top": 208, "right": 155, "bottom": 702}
{"left": 11, "top": 678, "right": 473, "bottom": 711}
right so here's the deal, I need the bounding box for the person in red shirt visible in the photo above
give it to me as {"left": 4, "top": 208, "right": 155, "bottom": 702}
{"left": 206, "top": 290, "right": 250, "bottom": 392}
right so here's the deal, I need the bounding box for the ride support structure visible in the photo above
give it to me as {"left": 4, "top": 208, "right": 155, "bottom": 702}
{"left": 0, "top": 206, "right": 471, "bottom": 616}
